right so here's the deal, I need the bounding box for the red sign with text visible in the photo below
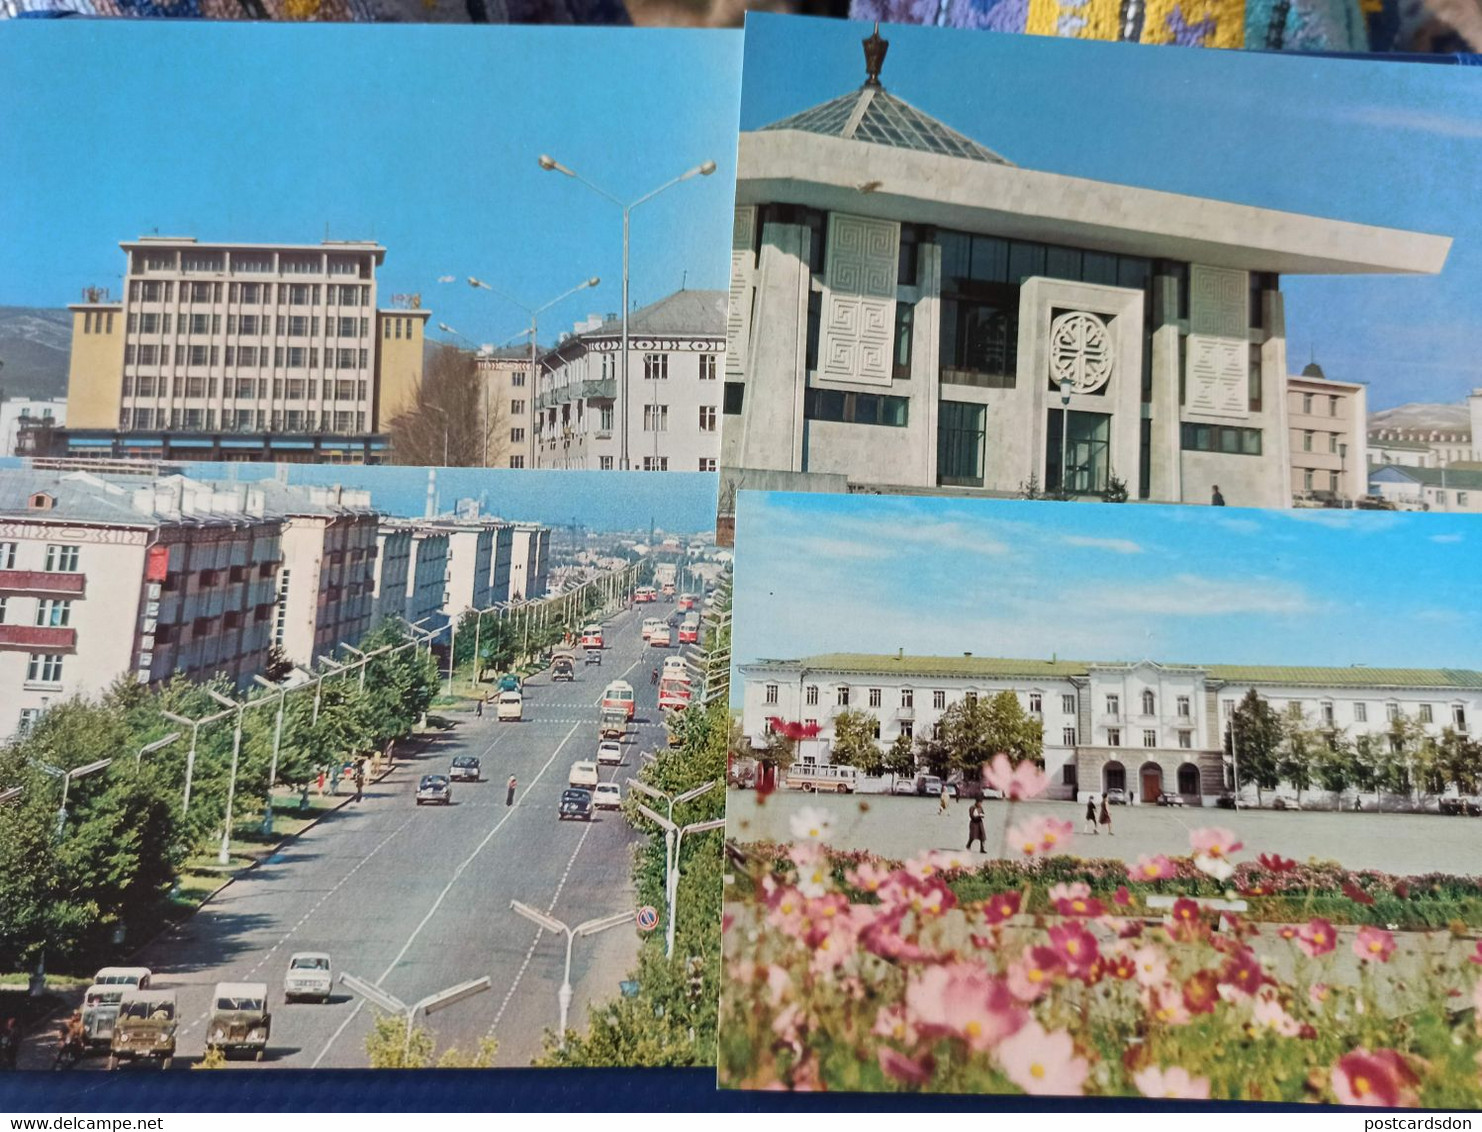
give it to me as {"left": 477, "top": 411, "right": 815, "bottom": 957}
{"left": 146, "top": 545, "right": 170, "bottom": 583}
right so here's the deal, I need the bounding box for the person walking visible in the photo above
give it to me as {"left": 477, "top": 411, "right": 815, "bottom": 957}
{"left": 316, "top": 768, "right": 326, "bottom": 796}
{"left": 1099, "top": 795, "right": 1114, "bottom": 836}
{"left": 1211, "top": 484, "right": 1226, "bottom": 507}
{"left": 937, "top": 788, "right": 950, "bottom": 816}
{"left": 966, "top": 799, "right": 986, "bottom": 853}
{"left": 1084, "top": 794, "right": 1099, "bottom": 834}
{"left": 475, "top": 694, "right": 484, "bottom": 719}
{"left": 353, "top": 762, "right": 365, "bottom": 803}
{"left": 0, "top": 1016, "right": 20, "bottom": 1070}
{"left": 506, "top": 775, "right": 517, "bottom": 807}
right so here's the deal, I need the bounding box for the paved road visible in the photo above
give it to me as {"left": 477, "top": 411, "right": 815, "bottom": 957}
{"left": 35, "top": 601, "right": 688, "bottom": 1072}
{"left": 728, "top": 789, "right": 1482, "bottom": 875}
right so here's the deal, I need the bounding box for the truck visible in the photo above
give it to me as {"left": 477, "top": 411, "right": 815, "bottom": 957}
{"left": 206, "top": 982, "right": 271, "bottom": 1061}
{"left": 599, "top": 709, "right": 628, "bottom": 741}
{"left": 551, "top": 650, "right": 576, "bottom": 682}
{"left": 496, "top": 690, "right": 523, "bottom": 721}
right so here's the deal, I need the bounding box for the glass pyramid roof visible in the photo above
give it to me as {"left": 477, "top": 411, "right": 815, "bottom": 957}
{"left": 760, "top": 86, "right": 1014, "bottom": 167}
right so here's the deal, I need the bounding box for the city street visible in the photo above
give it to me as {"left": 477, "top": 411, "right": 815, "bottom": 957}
{"left": 24, "top": 603, "right": 678, "bottom": 1071}
{"left": 728, "top": 788, "right": 1482, "bottom": 875}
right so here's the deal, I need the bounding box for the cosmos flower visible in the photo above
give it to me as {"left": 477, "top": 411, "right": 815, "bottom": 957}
{"left": 1133, "top": 1065, "right": 1211, "bottom": 1100}
{"left": 1297, "top": 917, "right": 1338, "bottom": 959}
{"left": 980, "top": 890, "right": 1023, "bottom": 925}
{"left": 878, "top": 1046, "right": 934, "bottom": 1087}
{"left": 1330, "top": 1049, "right": 1419, "bottom": 1108}
{"left": 995, "top": 1020, "right": 1089, "bottom": 1096}
{"left": 1007, "top": 945, "right": 1064, "bottom": 1002}
{"left": 1133, "top": 854, "right": 1178, "bottom": 881}
{"left": 1189, "top": 827, "right": 1244, "bottom": 859}
{"left": 1353, "top": 925, "right": 1396, "bottom": 964}
{"left": 1048, "top": 921, "right": 1100, "bottom": 978}
{"left": 983, "top": 753, "right": 1049, "bottom": 800}
{"left": 789, "top": 806, "right": 834, "bottom": 844}
{"left": 905, "top": 963, "right": 1025, "bottom": 1053}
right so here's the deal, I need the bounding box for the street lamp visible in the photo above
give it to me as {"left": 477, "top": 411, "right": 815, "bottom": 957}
{"left": 1338, "top": 442, "right": 1349, "bottom": 508}
{"left": 466, "top": 275, "right": 599, "bottom": 472}
{"left": 537, "top": 155, "right": 717, "bottom": 471}
{"left": 0, "top": 786, "right": 21, "bottom": 805}
{"left": 425, "top": 404, "right": 450, "bottom": 468}
{"left": 135, "top": 732, "right": 181, "bottom": 769}
{"left": 509, "top": 902, "right": 633, "bottom": 1049}
{"left": 207, "top": 689, "right": 248, "bottom": 866}
{"left": 1058, "top": 375, "right": 1073, "bottom": 497}
{"left": 160, "top": 706, "right": 233, "bottom": 814}
{"left": 29, "top": 758, "right": 109, "bottom": 996}
{"left": 252, "top": 673, "right": 297, "bottom": 836}
{"left": 628, "top": 779, "right": 721, "bottom": 959}
{"left": 339, "top": 972, "right": 491, "bottom": 1063}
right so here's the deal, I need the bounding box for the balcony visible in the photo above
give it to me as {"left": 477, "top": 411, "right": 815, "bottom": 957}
{"left": 0, "top": 624, "right": 78, "bottom": 651}
{"left": 896, "top": 705, "right": 915, "bottom": 721}
{"left": 0, "top": 570, "right": 86, "bottom": 596}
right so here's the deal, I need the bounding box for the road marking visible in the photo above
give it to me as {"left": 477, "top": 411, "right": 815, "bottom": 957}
{"left": 309, "top": 719, "right": 583, "bottom": 1069}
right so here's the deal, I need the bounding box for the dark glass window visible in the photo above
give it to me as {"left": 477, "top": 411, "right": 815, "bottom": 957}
{"left": 940, "top": 291, "right": 1018, "bottom": 388}
{"left": 1083, "top": 252, "right": 1118, "bottom": 286}
{"left": 1046, "top": 409, "right": 1112, "bottom": 494}
{"left": 1008, "top": 242, "right": 1045, "bottom": 283}
{"left": 939, "top": 231, "right": 971, "bottom": 284}
{"left": 1248, "top": 344, "right": 1263, "bottom": 412}
{"left": 723, "top": 382, "right": 745, "bottom": 415}
{"left": 805, "top": 291, "right": 822, "bottom": 372}
{"left": 803, "top": 389, "right": 909, "bottom": 428}
{"left": 893, "top": 302, "right": 914, "bottom": 380}
{"left": 1045, "top": 246, "right": 1081, "bottom": 281}
{"left": 1180, "top": 422, "right": 1262, "bottom": 456}
{"left": 937, "top": 401, "right": 985, "bottom": 487}
{"left": 970, "top": 236, "right": 1008, "bottom": 283}
{"left": 898, "top": 225, "right": 921, "bottom": 286}
{"left": 1138, "top": 417, "right": 1152, "bottom": 500}
{"left": 1117, "top": 257, "right": 1151, "bottom": 292}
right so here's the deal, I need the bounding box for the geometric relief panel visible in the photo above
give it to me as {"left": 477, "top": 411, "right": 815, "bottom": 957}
{"left": 1186, "top": 264, "right": 1249, "bottom": 419}
{"left": 726, "top": 207, "right": 757, "bottom": 379}
{"left": 820, "top": 213, "right": 898, "bottom": 387}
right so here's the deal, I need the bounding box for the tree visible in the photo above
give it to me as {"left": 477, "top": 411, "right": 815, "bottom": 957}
{"left": 829, "top": 709, "right": 881, "bottom": 772}
{"left": 1433, "top": 727, "right": 1482, "bottom": 795}
{"left": 884, "top": 732, "right": 917, "bottom": 787}
{"left": 1278, "top": 703, "right": 1318, "bottom": 802}
{"left": 387, "top": 343, "right": 501, "bottom": 467}
{"left": 262, "top": 646, "right": 295, "bottom": 684}
{"left": 1224, "top": 689, "right": 1283, "bottom": 805}
{"left": 1313, "top": 731, "right": 1356, "bottom": 800}
{"left": 936, "top": 690, "right": 1043, "bottom": 777}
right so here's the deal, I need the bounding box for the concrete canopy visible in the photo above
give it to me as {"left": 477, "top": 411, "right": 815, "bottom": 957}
{"left": 737, "top": 130, "right": 1451, "bottom": 278}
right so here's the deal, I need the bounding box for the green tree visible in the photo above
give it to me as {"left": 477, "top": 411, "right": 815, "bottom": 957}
{"left": 884, "top": 732, "right": 917, "bottom": 787}
{"left": 829, "top": 709, "right": 881, "bottom": 772}
{"left": 1224, "top": 689, "right": 1283, "bottom": 805}
{"left": 1278, "top": 703, "right": 1318, "bottom": 802}
{"left": 1433, "top": 727, "right": 1482, "bottom": 795}
{"left": 1312, "top": 731, "right": 1356, "bottom": 801}
{"left": 936, "top": 690, "right": 1043, "bottom": 777}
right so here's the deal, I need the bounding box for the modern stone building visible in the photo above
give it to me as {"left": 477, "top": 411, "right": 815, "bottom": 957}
{"left": 1285, "top": 363, "right": 1368, "bottom": 504}
{"left": 508, "top": 522, "right": 550, "bottom": 602}
{"left": 533, "top": 290, "right": 725, "bottom": 473}
{"left": 720, "top": 29, "right": 1450, "bottom": 519}
{"left": 58, "top": 236, "right": 429, "bottom": 463}
{"left": 373, "top": 520, "right": 451, "bottom": 628}
{"left": 475, "top": 345, "right": 540, "bottom": 469}
{"left": 739, "top": 652, "right": 1482, "bottom": 806}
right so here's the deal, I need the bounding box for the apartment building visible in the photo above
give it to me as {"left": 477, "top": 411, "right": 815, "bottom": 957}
{"left": 508, "top": 522, "right": 550, "bottom": 601}
{"left": 0, "top": 398, "right": 66, "bottom": 457}
{"left": 533, "top": 290, "right": 726, "bottom": 473}
{"left": 0, "top": 470, "right": 282, "bottom": 742}
{"left": 740, "top": 652, "right": 1482, "bottom": 806}
{"left": 1286, "top": 362, "right": 1368, "bottom": 504}
{"left": 475, "top": 346, "right": 539, "bottom": 469}
{"left": 59, "top": 236, "right": 429, "bottom": 463}
{"left": 372, "top": 520, "right": 451, "bottom": 627}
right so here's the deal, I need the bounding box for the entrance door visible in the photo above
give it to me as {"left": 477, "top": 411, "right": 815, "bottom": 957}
{"left": 1140, "top": 764, "right": 1162, "bottom": 803}
{"left": 938, "top": 401, "right": 986, "bottom": 487}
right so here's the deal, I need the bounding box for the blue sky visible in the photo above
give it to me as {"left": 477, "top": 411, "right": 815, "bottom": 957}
{"left": 733, "top": 492, "right": 1482, "bottom": 677}
{"left": 168, "top": 462, "right": 719, "bottom": 532}
{"left": 0, "top": 24, "right": 740, "bottom": 349}
{"left": 742, "top": 14, "right": 1482, "bottom": 411}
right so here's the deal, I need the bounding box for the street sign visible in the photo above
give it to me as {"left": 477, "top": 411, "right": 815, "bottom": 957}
{"left": 636, "top": 905, "right": 659, "bottom": 932}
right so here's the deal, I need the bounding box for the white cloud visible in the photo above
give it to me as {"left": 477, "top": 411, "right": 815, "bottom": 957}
{"left": 1283, "top": 510, "right": 1402, "bottom": 532}
{"left": 1214, "top": 517, "right": 1262, "bottom": 536}
{"left": 1096, "top": 573, "right": 1315, "bottom": 617}
{"left": 1061, "top": 534, "right": 1142, "bottom": 555}
{"left": 1430, "top": 532, "right": 1464, "bottom": 544}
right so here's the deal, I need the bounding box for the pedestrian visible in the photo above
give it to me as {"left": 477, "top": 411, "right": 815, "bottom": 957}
{"left": 966, "top": 799, "right": 986, "bottom": 853}
{"left": 353, "top": 762, "right": 365, "bottom": 803}
{"left": 0, "top": 1016, "right": 19, "bottom": 1070}
{"left": 937, "top": 788, "right": 949, "bottom": 816}
{"left": 1084, "top": 794, "right": 1099, "bottom": 834}
{"left": 1099, "top": 795, "right": 1113, "bottom": 835}
{"left": 328, "top": 766, "right": 340, "bottom": 796}
{"left": 506, "top": 774, "right": 517, "bottom": 807}
{"left": 475, "top": 695, "right": 484, "bottom": 718}
{"left": 1211, "top": 484, "right": 1226, "bottom": 507}
{"left": 316, "top": 768, "right": 326, "bottom": 796}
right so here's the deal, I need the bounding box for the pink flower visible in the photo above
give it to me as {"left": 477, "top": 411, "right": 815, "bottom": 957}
{"left": 1353, "top": 925, "right": 1396, "bottom": 964}
{"left": 1048, "top": 882, "right": 1102, "bottom": 918}
{"left": 1133, "top": 854, "right": 1177, "bottom": 881}
{"left": 789, "top": 843, "right": 832, "bottom": 898}
{"left": 1252, "top": 993, "right": 1301, "bottom": 1037}
{"left": 1133, "top": 1065, "right": 1211, "bottom": 1100}
{"left": 765, "top": 885, "right": 807, "bottom": 936}
{"left": 1048, "top": 881, "right": 1091, "bottom": 904}
{"left": 1308, "top": 982, "right": 1331, "bottom": 1008}
{"left": 980, "top": 890, "right": 1023, "bottom": 925}
{"left": 1189, "top": 827, "right": 1244, "bottom": 860}
{"left": 878, "top": 1046, "right": 935, "bottom": 1087}
{"left": 1006, "top": 945, "right": 1063, "bottom": 1002}
{"left": 1146, "top": 982, "right": 1191, "bottom": 1027}
{"left": 1131, "top": 945, "right": 1168, "bottom": 988}
{"left": 995, "top": 1020, "right": 1088, "bottom": 1096}
{"left": 1165, "top": 897, "right": 1207, "bottom": 943}
{"left": 1467, "top": 939, "right": 1482, "bottom": 966}
{"left": 983, "top": 753, "right": 1049, "bottom": 800}
{"left": 1048, "top": 921, "right": 1100, "bottom": 978}
{"left": 1331, "top": 1049, "right": 1419, "bottom": 1108}
{"left": 1181, "top": 969, "right": 1220, "bottom": 1016}
{"left": 1113, "top": 885, "right": 1133, "bottom": 908}
{"left": 871, "top": 1003, "right": 912, "bottom": 1043}
{"left": 1218, "top": 947, "right": 1266, "bottom": 998}
{"left": 1007, "top": 815, "right": 1073, "bottom": 856}
{"left": 1257, "top": 853, "right": 1298, "bottom": 872}
{"left": 845, "top": 861, "right": 892, "bottom": 893}
{"left": 1297, "top": 917, "right": 1337, "bottom": 958}
{"left": 905, "top": 963, "right": 1025, "bottom": 1052}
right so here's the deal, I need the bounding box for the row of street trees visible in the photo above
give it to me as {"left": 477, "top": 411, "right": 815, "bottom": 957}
{"left": 1225, "top": 688, "right": 1482, "bottom": 805}
{"left": 0, "top": 620, "right": 440, "bottom": 977}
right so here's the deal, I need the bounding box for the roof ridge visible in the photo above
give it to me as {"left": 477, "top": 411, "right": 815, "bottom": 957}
{"left": 841, "top": 86, "right": 874, "bottom": 141}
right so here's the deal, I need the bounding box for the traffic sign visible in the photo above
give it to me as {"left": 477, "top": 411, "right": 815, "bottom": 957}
{"left": 636, "top": 905, "right": 659, "bottom": 932}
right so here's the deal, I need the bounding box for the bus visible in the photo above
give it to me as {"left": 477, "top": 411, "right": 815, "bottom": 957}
{"left": 601, "top": 680, "right": 636, "bottom": 720}
{"left": 580, "top": 623, "right": 604, "bottom": 649}
{"left": 635, "top": 586, "right": 657, "bottom": 603}
{"left": 783, "top": 763, "right": 857, "bottom": 794}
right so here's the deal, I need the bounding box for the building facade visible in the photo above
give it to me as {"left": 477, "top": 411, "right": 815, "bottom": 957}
{"left": 508, "top": 522, "right": 550, "bottom": 601}
{"left": 475, "top": 347, "right": 539, "bottom": 469}
{"left": 372, "top": 520, "right": 451, "bottom": 628}
{"left": 719, "top": 32, "right": 1449, "bottom": 522}
{"left": 739, "top": 652, "right": 1482, "bottom": 806}
{"left": 1369, "top": 464, "right": 1482, "bottom": 512}
{"left": 441, "top": 524, "right": 495, "bottom": 614}
{"left": 0, "top": 470, "right": 283, "bottom": 742}
{"left": 1367, "top": 392, "right": 1482, "bottom": 470}
{"left": 533, "top": 291, "right": 726, "bottom": 473}
{"left": 58, "top": 237, "right": 428, "bottom": 463}
{"left": 0, "top": 398, "right": 66, "bottom": 457}
{"left": 1285, "top": 363, "right": 1368, "bottom": 504}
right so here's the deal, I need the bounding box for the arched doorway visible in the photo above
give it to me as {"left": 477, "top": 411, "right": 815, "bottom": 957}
{"left": 1139, "top": 761, "right": 1163, "bottom": 803}
{"left": 1103, "top": 760, "right": 1126, "bottom": 794}
{"left": 1177, "top": 762, "right": 1201, "bottom": 799}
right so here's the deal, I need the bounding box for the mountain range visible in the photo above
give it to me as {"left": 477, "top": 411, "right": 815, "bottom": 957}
{"left": 0, "top": 306, "right": 71, "bottom": 400}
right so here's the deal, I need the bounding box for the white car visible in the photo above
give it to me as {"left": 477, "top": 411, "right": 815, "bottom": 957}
{"left": 569, "top": 760, "right": 600, "bottom": 789}
{"left": 593, "top": 782, "right": 622, "bottom": 810}
{"left": 283, "top": 953, "right": 332, "bottom": 1003}
{"left": 649, "top": 625, "right": 672, "bottom": 648}
{"left": 597, "top": 740, "right": 623, "bottom": 766}
{"left": 641, "top": 618, "right": 665, "bottom": 641}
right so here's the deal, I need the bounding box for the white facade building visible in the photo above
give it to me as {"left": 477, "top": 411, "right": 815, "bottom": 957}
{"left": 739, "top": 653, "right": 1482, "bottom": 806}
{"left": 508, "top": 522, "right": 550, "bottom": 602}
{"left": 0, "top": 397, "right": 66, "bottom": 457}
{"left": 1286, "top": 363, "right": 1368, "bottom": 504}
{"left": 534, "top": 291, "right": 725, "bottom": 473}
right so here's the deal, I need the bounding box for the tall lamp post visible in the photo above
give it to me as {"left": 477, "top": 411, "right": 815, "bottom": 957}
{"left": 161, "top": 706, "right": 233, "bottom": 814}
{"left": 31, "top": 758, "right": 111, "bottom": 995}
{"left": 136, "top": 732, "right": 181, "bottom": 768}
{"left": 339, "top": 972, "right": 491, "bottom": 1063}
{"left": 206, "top": 690, "right": 248, "bottom": 866}
{"left": 509, "top": 902, "right": 633, "bottom": 1049}
{"left": 465, "top": 276, "right": 600, "bottom": 473}
{"left": 1338, "top": 442, "right": 1349, "bottom": 508}
{"left": 536, "top": 156, "right": 717, "bottom": 471}
{"left": 628, "top": 779, "right": 721, "bottom": 959}
{"left": 1057, "top": 375, "right": 1073, "bottom": 496}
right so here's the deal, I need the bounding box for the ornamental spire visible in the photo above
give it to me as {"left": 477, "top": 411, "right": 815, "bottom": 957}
{"left": 863, "top": 22, "right": 889, "bottom": 88}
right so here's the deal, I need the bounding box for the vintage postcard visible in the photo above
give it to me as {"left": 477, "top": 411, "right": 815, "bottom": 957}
{"left": 718, "top": 14, "right": 1482, "bottom": 538}
{"left": 721, "top": 491, "right": 1482, "bottom": 1102}
{"left": 0, "top": 462, "right": 730, "bottom": 1070}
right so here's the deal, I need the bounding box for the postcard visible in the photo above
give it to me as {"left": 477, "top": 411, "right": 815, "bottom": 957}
{"left": 0, "top": 462, "right": 730, "bottom": 1070}
{"left": 718, "top": 14, "right": 1482, "bottom": 540}
{"left": 721, "top": 490, "right": 1482, "bottom": 1102}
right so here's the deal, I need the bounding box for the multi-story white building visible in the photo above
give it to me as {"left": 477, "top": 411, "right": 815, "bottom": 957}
{"left": 373, "top": 524, "right": 413, "bottom": 626}
{"left": 61, "top": 236, "right": 428, "bottom": 463}
{"left": 474, "top": 346, "right": 539, "bottom": 469}
{"left": 508, "top": 522, "right": 550, "bottom": 601}
{"left": 372, "top": 519, "right": 451, "bottom": 628}
{"left": 739, "top": 652, "right": 1482, "bottom": 806}
{"left": 0, "top": 397, "right": 66, "bottom": 457}
{"left": 720, "top": 30, "right": 1449, "bottom": 521}
{"left": 441, "top": 523, "right": 496, "bottom": 614}
{"left": 1286, "top": 363, "right": 1368, "bottom": 504}
{"left": 533, "top": 290, "right": 725, "bottom": 473}
{"left": 1368, "top": 392, "right": 1482, "bottom": 470}
{"left": 0, "top": 470, "right": 283, "bottom": 742}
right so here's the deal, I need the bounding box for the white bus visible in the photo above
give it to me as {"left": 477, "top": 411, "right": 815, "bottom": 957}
{"left": 783, "top": 763, "right": 857, "bottom": 794}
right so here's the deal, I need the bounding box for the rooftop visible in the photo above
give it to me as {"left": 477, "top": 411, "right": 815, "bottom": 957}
{"left": 578, "top": 289, "right": 726, "bottom": 340}
{"left": 1370, "top": 464, "right": 1482, "bottom": 490}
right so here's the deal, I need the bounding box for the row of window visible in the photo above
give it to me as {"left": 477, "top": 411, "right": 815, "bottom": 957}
{"left": 1180, "top": 422, "right": 1264, "bottom": 457}
{"left": 122, "top": 408, "right": 366, "bottom": 433}
{"left": 385, "top": 317, "right": 419, "bottom": 341}
{"left": 129, "top": 280, "right": 369, "bottom": 306}
{"left": 773, "top": 684, "right": 1081, "bottom": 714}
{"left": 1221, "top": 697, "right": 1469, "bottom": 729}
{"left": 127, "top": 312, "right": 370, "bottom": 338}
{"left": 1299, "top": 430, "right": 1348, "bottom": 456}
{"left": 803, "top": 388, "right": 910, "bottom": 429}
{"left": 0, "top": 542, "right": 79, "bottom": 572}
{"left": 133, "top": 252, "right": 367, "bottom": 279}
{"left": 537, "top": 455, "right": 714, "bottom": 472}
{"left": 1103, "top": 691, "right": 1190, "bottom": 717}
{"left": 0, "top": 597, "right": 73, "bottom": 627}
{"left": 123, "top": 375, "right": 367, "bottom": 401}
{"left": 1105, "top": 727, "right": 1195, "bottom": 749}
{"left": 1298, "top": 392, "right": 1343, "bottom": 418}
{"left": 125, "top": 343, "right": 368, "bottom": 371}
{"left": 80, "top": 311, "right": 115, "bottom": 335}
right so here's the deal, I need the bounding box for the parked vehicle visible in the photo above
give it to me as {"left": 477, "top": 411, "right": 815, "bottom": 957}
{"left": 1440, "top": 797, "right": 1482, "bottom": 816}
{"left": 855, "top": 774, "right": 895, "bottom": 795}
{"left": 601, "top": 680, "right": 636, "bottom": 720}
{"left": 892, "top": 779, "right": 918, "bottom": 795}
{"left": 551, "top": 651, "right": 576, "bottom": 682}
{"left": 593, "top": 782, "right": 622, "bottom": 810}
{"left": 81, "top": 984, "right": 126, "bottom": 1049}
{"left": 1105, "top": 788, "right": 1129, "bottom": 805}
{"left": 1272, "top": 795, "right": 1303, "bottom": 811}
{"left": 450, "top": 755, "right": 481, "bottom": 782}
{"left": 559, "top": 789, "right": 594, "bottom": 821}
{"left": 496, "top": 690, "right": 523, "bottom": 722}
{"left": 597, "top": 740, "right": 623, "bottom": 766}
{"left": 1216, "top": 793, "right": 1238, "bottom": 809}
{"left": 916, "top": 775, "right": 943, "bottom": 797}
{"left": 107, "top": 989, "right": 176, "bottom": 1071}
{"left": 580, "top": 624, "right": 604, "bottom": 649}
{"left": 206, "top": 982, "right": 270, "bottom": 1061}
{"left": 1156, "top": 791, "right": 1186, "bottom": 807}
{"left": 93, "top": 967, "right": 151, "bottom": 990}
{"left": 283, "top": 953, "right": 332, "bottom": 1003}
{"left": 416, "top": 775, "right": 452, "bottom": 805}
{"left": 784, "top": 763, "right": 857, "bottom": 794}
{"left": 569, "top": 761, "right": 600, "bottom": 789}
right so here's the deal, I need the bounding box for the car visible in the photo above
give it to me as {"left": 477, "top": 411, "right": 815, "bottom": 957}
{"left": 1216, "top": 793, "right": 1238, "bottom": 809}
{"left": 1105, "top": 788, "right": 1129, "bottom": 805}
{"left": 980, "top": 786, "right": 1004, "bottom": 800}
{"left": 649, "top": 625, "right": 672, "bottom": 648}
{"left": 94, "top": 967, "right": 152, "bottom": 990}
{"left": 108, "top": 989, "right": 177, "bottom": 1071}
{"left": 1156, "top": 791, "right": 1186, "bottom": 807}
{"left": 597, "top": 740, "right": 623, "bottom": 766}
{"left": 892, "top": 779, "right": 918, "bottom": 795}
{"left": 593, "top": 782, "right": 622, "bottom": 810}
{"left": 496, "top": 690, "right": 523, "bottom": 721}
{"left": 206, "top": 982, "right": 270, "bottom": 1060}
{"left": 917, "top": 775, "right": 943, "bottom": 796}
{"left": 497, "top": 673, "right": 522, "bottom": 693}
{"left": 559, "top": 788, "right": 594, "bottom": 821}
{"left": 641, "top": 618, "right": 665, "bottom": 641}
{"left": 551, "top": 651, "right": 576, "bottom": 681}
{"left": 283, "top": 953, "right": 332, "bottom": 1004}
{"left": 569, "top": 760, "right": 600, "bottom": 789}
{"left": 585, "top": 648, "right": 602, "bottom": 666}
{"left": 81, "top": 984, "right": 127, "bottom": 1049}
{"left": 416, "top": 775, "right": 452, "bottom": 805}
{"left": 450, "top": 756, "right": 481, "bottom": 782}
{"left": 1440, "top": 797, "right": 1482, "bottom": 816}
{"left": 1272, "top": 795, "right": 1303, "bottom": 811}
